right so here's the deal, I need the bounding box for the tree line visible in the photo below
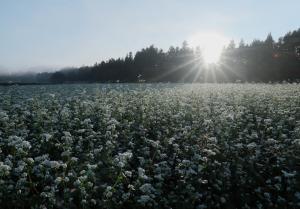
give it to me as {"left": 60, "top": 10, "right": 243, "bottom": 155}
{"left": 1, "top": 28, "right": 300, "bottom": 83}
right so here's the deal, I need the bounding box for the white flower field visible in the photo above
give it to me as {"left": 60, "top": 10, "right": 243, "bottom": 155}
{"left": 0, "top": 83, "right": 300, "bottom": 209}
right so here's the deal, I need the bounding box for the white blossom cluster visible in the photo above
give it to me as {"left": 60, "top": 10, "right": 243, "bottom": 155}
{"left": 0, "top": 83, "right": 300, "bottom": 208}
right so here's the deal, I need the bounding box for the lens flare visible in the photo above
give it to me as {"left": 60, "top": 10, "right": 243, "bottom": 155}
{"left": 188, "top": 32, "right": 229, "bottom": 64}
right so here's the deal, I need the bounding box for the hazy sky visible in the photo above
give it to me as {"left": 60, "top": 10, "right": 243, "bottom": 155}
{"left": 0, "top": 0, "right": 298, "bottom": 73}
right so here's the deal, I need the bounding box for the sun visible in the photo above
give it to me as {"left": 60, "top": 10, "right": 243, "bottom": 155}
{"left": 188, "top": 32, "right": 229, "bottom": 64}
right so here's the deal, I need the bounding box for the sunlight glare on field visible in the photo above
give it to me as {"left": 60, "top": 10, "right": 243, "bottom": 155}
{"left": 188, "top": 32, "right": 229, "bottom": 64}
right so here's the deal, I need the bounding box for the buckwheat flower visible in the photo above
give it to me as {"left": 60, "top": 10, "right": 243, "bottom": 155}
{"left": 87, "top": 164, "right": 97, "bottom": 170}
{"left": 26, "top": 158, "right": 34, "bottom": 164}
{"left": 138, "top": 157, "right": 145, "bottom": 165}
{"left": 208, "top": 137, "right": 218, "bottom": 144}
{"left": 77, "top": 129, "right": 86, "bottom": 133}
{"left": 94, "top": 147, "right": 103, "bottom": 154}
{"left": 154, "top": 174, "right": 163, "bottom": 181}
{"left": 63, "top": 131, "right": 72, "bottom": 137}
{"left": 122, "top": 192, "right": 130, "bottom": 200}
{"left": 40, "top": 205, "right": 48, "bottom": 209}
{"left": 128, "top": 184, "right": 135, "bottom": 191}
{"left": 14, "top": 164, "right": 25, "bottom": 174}
{"left": 274, "top": 183, "right": 281, "bottom": 191}
{"left": 264, "top": 118, "right": 272, "bottom": 125}
{"left": 266, "top": 138, "right": 277, "bottom": 144}
{"left": 106, "top": 140, "right": 113, "bottom": 147}
{"left": 61, "top": 150, "right": 71, "bottom": 157}
{"left": 182, "top": 159, "right": 191, "bottom": 165}
{"left": 43, "top": 133, "right": 52, "bottom": 142}
{"left": 120, "top": 151, "right": 133, "bottom": 160}
{"left": 147, "top": 139, "right": 159, "bottom": 148}
{"left": 173, "top": 143, "right": 179, "bottom": 150}
{"left": 125, "top": 171, "right": 132, "bottom": 178}
{"left": 168, "top": 137, "right": 175, "bottom": 145}
{"left": 49, "top": 161, "right": 60, "bottom": 169}
{"left": 140, "top": 167, "right": 150, "bottom": 180}
{"left": 60, "top": 107, "right": 70, "bottom": 118}
{"left": 292, "top": 139, "right": 300, "bottom": 146}
{"left": 0, "top": 162, "right": 11, "bottom": 177}
{"left": 264, "top": 192, "right": 271, "bottom": 200}
{"left": 139, "top": 183, "right": 155, "bottom": 194}
{"left": 235, "top": 143, "right": 243, "bottom": 149}
{"left": 40, "top": 192, "right": 48, "bottom": 198}
{"left": 246, "top": 142, "right": 257, "bottom": 149}
{"left": 250, "top": 132, "right": 258, "bottom": 139}
{"left": 197, "top": 204, "right": 207, "bottom": 209}
{"left": 227, "top": 113, "right": 234, "bottom": 120}
{"left": 34, "top": 154, "right": 48, "bottom": 162}
{"left": 61, "top": 163, "right": 67, "bottom": 169}
{"left": 281, "top": 134, "right": 287, "bottom": 139}
{"left": 274, "top": 176, "right": 281, "bottom": 182}
{"left": 282, "top": 170, "right": 296, "bottom": 178}
{"left": 137, "top": 195, "right": 152, "bottom": 206}
{"left": 107, "top": 124, "right": 116, "bottom": 131}
{"left": 0, "top": 111, "right": 9, "bottom": 121}
{"left": 21, "top": 140, "right": 31, "bottom": 149}
{"left": 108, "top": 118, "right": 119, "bottom": 125}
{"left": 55, "top": 177, "right": 63, "bottom": 184}
{"left": 114, "top": 150, "right": 133, "bottom": 168}
{"left": 86, "top": 182, "right": 94, "bottom": 188}
{"left": 203, "top": 149, "right": 216, "bottom": 156}
{"left": 203, "top": 119, "right": 212, "bottom": 126}
{"left": 90, "top": 199, "right": 96, "bottom": 205}
{"left": 192, "top": 154, "right": 202, "bottom": 161}
{"left": 160, "top": 153, "right": 167, "bottom": 159}
{"left": 104, "top": 186, "right": 113, "bottom": 198}
{"left": 74, "top": 179, "right": 81, "bottom": 186}
{"left": 198, "top": 179, "right": 208, "bottom": 184}
{"left": 4, "top": 158, "right": 13, "bottom": 167}
{"left": 70, "top": 157, "right": 78, "bottom": 163}
{"left": 83, "top": 118, "right": 91, "bottom": 124}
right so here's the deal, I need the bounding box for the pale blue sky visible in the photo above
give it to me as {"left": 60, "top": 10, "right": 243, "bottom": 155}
{"left": 0, "top": 0, "right": 298, "bottom": 73}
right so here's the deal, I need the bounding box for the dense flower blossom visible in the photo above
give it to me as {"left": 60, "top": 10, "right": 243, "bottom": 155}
{"left": 0, "top": 83, "right": 299, "bottom": 208}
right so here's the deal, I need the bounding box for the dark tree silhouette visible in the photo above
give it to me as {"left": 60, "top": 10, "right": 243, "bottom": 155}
{"left": 51, "top": 72, "right": 66, "bottom": 83}
{"left": 1, "top": 28, "right": 300, "bottom": 84}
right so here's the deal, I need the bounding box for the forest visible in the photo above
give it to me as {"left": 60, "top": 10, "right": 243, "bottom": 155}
{"left": 1, "top": 28, "right": 300, "bottom": 83}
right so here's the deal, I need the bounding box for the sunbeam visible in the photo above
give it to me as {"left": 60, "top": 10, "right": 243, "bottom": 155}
{"left": 188, "top": 32, "right": 229, "bottom": 64}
